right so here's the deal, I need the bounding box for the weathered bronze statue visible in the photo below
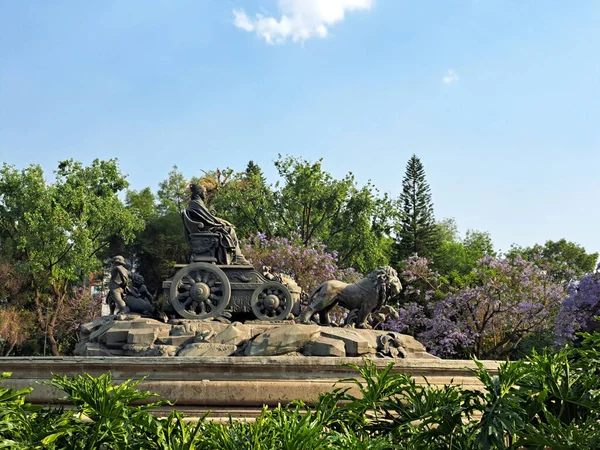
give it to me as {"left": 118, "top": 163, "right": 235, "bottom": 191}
{"left": 125, "top": 273, "right": 156, "bottom": 317}
{"left": 299, "top": 266, "right": 402, "bottom": 328}
{"left": 107, "top": 255, "right": 129, "bottom": 315}
{"left": 182, "top": 184, "right": 249, "bottom": 265}
{"left": 161, "top": 184, "right": 298, "bottom": 321}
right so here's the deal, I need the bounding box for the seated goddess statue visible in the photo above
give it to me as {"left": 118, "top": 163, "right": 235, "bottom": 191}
{"left": 183, "top": 183, "right": 250, "bottom": 265}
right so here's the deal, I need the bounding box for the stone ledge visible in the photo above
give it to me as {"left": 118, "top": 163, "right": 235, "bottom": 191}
{"left": 0, "top": 357, "right": 499, "bottom": 408}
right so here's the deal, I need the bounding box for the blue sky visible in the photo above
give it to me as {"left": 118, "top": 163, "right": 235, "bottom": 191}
{"left": 1, "top": 0, "right": 599, "bottom": 255}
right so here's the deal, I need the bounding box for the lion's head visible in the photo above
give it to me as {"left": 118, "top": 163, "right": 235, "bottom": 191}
{"left": 366, "top": 266, "right": 402, "bottom": 307}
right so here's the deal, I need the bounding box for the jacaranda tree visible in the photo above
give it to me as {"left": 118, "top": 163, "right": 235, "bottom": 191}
{"left": 243, "top": 232, "right": 362, "bottom": 294}
{"left": 387, "top": 255, "right": 566, "bottom": 358}
{"left": 555, "top": 265, "right": 600, "bottom": 343}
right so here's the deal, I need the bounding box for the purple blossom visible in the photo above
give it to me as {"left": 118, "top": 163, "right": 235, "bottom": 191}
{"left": 555, "top": 268, "right": 600, "bottom": 343}
{"left": 243, "top": 233, "right": 362, "bottom": 293}
{"left": 387, "top": 255, "right": 566, "bottom": 359}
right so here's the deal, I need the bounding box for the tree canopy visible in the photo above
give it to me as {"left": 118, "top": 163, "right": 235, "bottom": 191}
{"left": 1, "top": 153, "right": 598, "bottom": 358}
{"left": 0, "top": 159, "right": 140, "bottom": 355}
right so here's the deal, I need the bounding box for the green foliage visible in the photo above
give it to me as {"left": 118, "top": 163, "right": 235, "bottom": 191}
{"left": 127, "top": 211, "right": 189, "bottom": 294}
{"left": 156, "top": 165, "right": 190, "bottom": 215}
{"left": 395, "top": 155, "right": 441, "bottom": 261}
{"left": 3, "top": 340, "right": 600, "bottom": 449}
{"left": 207, "top": 156, "right": 394, "bottom": 273}
{"left": 126, "top": 187, "right": 156, "bottom": 223}
{"left": 208, "top": 162, "right": 277, "bottom": 240}
{"left": 432, "top": 220, "right": 496, "bottom": 287}
{"left": 0, "top": 160, "right": 137, "bottom": 285}
{"left": 472, "top": 359, "right": 527, "bottom": 449}
{"left": 270, "top": 155, "right": 394, "bottom": 272}
{"left": 507, "top": 239, "right": 599, "bottom": 285}
{"left": 0, "top": 159, "right": 141, "bottom": 355}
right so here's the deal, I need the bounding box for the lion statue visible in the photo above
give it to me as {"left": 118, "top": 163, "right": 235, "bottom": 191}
{"left": 298, "top": 266, "right": 402, "bottom": 328}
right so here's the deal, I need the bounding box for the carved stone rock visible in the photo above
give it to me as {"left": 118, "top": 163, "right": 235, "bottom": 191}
{"left": 244, "top": 324, "right": 321, "bottom": 356}
{"left": 302, "top": 336, "right": 346, "bottom": 357}
{"left": 178, "top": 343, "right": 237, "bottom": 357}
{"left": 321, "top": 328, "right": 377, "bottom": 356}
{"left": 75, "top": 316, "right": 437, "bottom": 359}
{"left": 156, "top": 335, "right": 196, "bottom": 347}
{"left": 213, "top": 322, "right": 251, "bottom": 346}
{"left": 127, "top": 328, "right": 158, "bottom": 346}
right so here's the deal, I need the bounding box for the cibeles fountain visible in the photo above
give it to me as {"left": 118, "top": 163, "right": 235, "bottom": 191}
{"left": 76, "top": 183, "right": 434, "bottom": 361}
{"left": 4, "top": 184, "right": 494, "bottom": 418}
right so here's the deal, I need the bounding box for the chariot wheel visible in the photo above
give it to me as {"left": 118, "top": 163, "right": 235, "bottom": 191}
{"left": 251, "top": 281, "right": 293, "bottom": 321}
{"left": 169, "top": 262, "right": 231, "bottom": 320}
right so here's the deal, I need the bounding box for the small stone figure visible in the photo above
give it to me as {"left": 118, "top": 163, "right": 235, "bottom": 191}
{"left": 183, "top": 183, "right": 250, "bottom": 265}
{"left": 125, "top": 273, "right": 155, "bottom": 317}
{"left": 107, "top": 255, "right": 129, "bottom": 315}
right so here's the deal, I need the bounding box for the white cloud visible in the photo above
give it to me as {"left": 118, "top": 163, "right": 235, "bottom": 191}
{"left": 443, "top": 69, "right": 459, "bottom": 85}
{"left": 233, "top": 0, "right": 374, "bottom": 44}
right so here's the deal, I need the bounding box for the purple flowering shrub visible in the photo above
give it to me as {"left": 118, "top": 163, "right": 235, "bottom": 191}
{"left": 243, "top": 232, "right": 362, "bottom": 294}
{"left": 555, "top": 266, "right": 600, "bottom": 343}
{"left": 399, "top": 256, "right": 446, "bottom": 304}
{"left": 386, "top": 255, "right": 566, "bottom": 359}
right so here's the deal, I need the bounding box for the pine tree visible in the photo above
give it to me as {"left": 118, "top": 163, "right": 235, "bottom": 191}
{"left": 395, "top": 155, "right": 440, "bottom": 260}
{"left": 244, "top": 160, "right": 263, "bottom": 179}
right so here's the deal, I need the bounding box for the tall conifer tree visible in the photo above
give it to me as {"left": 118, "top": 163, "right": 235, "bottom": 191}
{"left": 395, "top": 155, "right": 440, "bottom": 260}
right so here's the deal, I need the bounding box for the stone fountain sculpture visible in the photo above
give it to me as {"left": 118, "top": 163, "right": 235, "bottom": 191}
{"left": 76, "top": 184, "right": 433, "bottom": 360}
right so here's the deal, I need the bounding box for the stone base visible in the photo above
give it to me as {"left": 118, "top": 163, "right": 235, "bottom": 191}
{"left": 0, "top": 356, "right": 500, "bottom": 412}
{"left": 75, "top": 315, "right": 437, "bottom": 360}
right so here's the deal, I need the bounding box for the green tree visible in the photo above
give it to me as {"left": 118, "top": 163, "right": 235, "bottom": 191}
{"left": 394, "top": 155, "right": 440, "bottom": 261}
{"left": 0, "top": 159, "right": 140, "bottom": 355}
{"left": 430, "top": 217, "right": 496, "bottom": 287}
{"left": 507, "top": 239, "right": 598, "bottom": 285}
{"left": 208, "top": 162, "right": 277, "bottom": 239}
{"left": 433, "top": 228, "right": 496, "bottom": 287}
{"left": 156, "top": 166, "right": 188, "bottom": 214}
{"left": 272, "top": 155, "right": 393, "bottom": 272}
{"left": 107, "top": 183, "right": 189, "bottom": 295}
{"left": 125, "top": 187, "right": 156, "bottom": 223}
{"left": 206, "top": 156, "right": 393, "bottom": 273}
{"left": 132, "top": 213, "right": 189, "bottom": 295}
{"left": 436, "top": 217, "right": 459, "bottom": 243}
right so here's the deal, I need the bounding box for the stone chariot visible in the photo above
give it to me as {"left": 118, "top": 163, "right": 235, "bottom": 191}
{"left": 162, "top": 193, "right": 300, "bottom": 321}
